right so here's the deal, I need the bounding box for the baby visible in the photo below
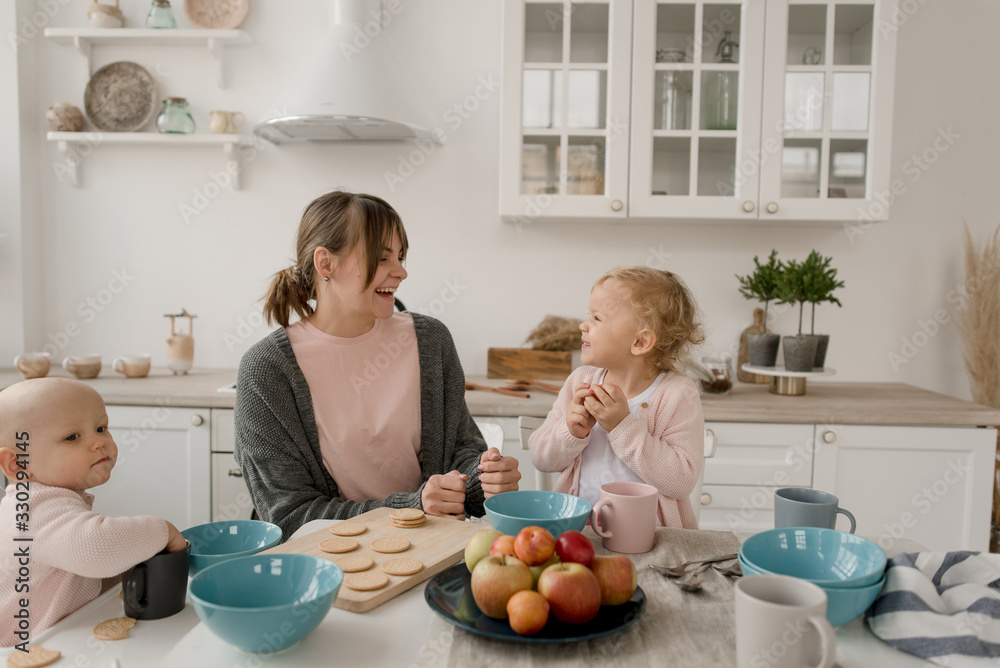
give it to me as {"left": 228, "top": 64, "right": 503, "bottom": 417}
{"left": 530, "top": 266, "right": 706, "bottom": 528}
{"left": 0, "top": 378, "right": 186, "bottom": 646}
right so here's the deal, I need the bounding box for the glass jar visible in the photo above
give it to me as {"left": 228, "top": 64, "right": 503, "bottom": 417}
{"left": 156, "top": 98, "right": 195, "bottom": 134}
{"left": 699, "top": 354, "right": 733, "bottom": 395}
{"left": 146, "top": 0, "right": 177, "bottom": 29}
{"left": 660, "top": 71, "right": 689, "bottom": 130}
{"left": 704, "top": 31, "right": 739, "bottom": 130}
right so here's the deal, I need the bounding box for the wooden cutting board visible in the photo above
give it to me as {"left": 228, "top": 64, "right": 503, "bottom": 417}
{"left": 262, "top": 507, "right": 486, "bottom": 613}
{"left": 487, "top": 348, "right": 572, "bottom": 380}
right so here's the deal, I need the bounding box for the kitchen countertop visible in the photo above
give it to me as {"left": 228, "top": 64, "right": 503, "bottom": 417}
{"left": 2, "top": 368, "right": 999, "bottom": 426}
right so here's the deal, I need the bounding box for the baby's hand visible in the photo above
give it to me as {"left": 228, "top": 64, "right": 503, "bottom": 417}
{"left": 164, "top": 521, "right": 188, "bottom": 553}
{"left": 567, "top": 383, "right": 597, "bottom": 439}
{"left": 584, "top": 382, "right": 630, "bottom": 432}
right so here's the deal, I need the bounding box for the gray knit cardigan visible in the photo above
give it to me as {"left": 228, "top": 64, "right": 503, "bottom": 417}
{"left": 233, "top": 314, "right": 487, "bottom": 540}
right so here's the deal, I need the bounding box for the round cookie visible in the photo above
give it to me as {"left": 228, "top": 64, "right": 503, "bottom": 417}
{"left": 389, "top": 508, "right": 425, "bottom": 521}
{"left": 319, "top": 536, "right": 360, "bottom": 554}
{"left": 382, "top": 558, "right": 424, "bottom": 576}
{"left": 371, "top": 537, "right": 411, "bottom": 554}
{"left": 329, "top": 522, "right": 367, "bottom": 537}
{"left": 6, "top": 646, "right": 61, "bottom": 668}
{"left": 335, "top": 554, "right": 375, "bottom": 573}
{"left": 344, "top": 571, "right": 389, "bottom": 591}
{"left": 93, "top": 616, "right": 136, "bottom": 640}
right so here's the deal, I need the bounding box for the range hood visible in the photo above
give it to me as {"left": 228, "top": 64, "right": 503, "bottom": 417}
{"left": 253, "top": 0, "right": 437, "bottom": 143}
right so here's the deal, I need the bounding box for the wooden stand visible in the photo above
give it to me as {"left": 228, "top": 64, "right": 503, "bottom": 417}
{"left": 741, "top": 364, "right": 836, "bottom": 396}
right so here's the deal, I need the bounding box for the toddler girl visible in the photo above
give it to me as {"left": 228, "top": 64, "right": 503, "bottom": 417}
{"left": 530, "top": 266, "right": 706, "bottom": 528}
{"left": 0, "top": 378, "right": 187, "bottom": 646}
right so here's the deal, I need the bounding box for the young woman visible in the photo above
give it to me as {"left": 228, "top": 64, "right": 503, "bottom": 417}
{"left": 235, "top": 191, "right": 520, "bottom": 538}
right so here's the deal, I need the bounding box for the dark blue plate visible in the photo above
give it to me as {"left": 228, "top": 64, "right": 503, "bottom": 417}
{"left": 424, "top": 563, "right": 646, "bottom": 644}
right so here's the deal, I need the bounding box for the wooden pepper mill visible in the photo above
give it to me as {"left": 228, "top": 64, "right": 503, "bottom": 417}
{"left": 737, "top": 308, "right": 770, "bottom": 384}
{"left": 164, "top": 308, "right": 197, "bottom": 375}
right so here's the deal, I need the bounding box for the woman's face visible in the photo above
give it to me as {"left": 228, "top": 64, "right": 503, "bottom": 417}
{"left": 330, "top": 230, "right": 407, "bottom": 323}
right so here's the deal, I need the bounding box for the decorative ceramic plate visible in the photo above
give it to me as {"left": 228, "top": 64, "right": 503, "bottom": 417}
{"left": 184, "top": 0, "right": 250, "bottom": 29}
{"left": 84, "top": 61, "right": 159, "bottom": 133}
{"left": 424, "top": 563, "right": 647, "bottom": 644}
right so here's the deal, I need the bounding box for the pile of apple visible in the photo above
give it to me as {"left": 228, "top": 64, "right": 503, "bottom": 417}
{"left": 464, "top": 527, "right": 637, "bottom": 636}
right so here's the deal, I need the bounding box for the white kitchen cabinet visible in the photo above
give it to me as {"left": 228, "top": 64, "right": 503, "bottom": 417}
{"left": 813, "top": 424, "right": 995, "bottom": 552}
{"left": 210, "top": 408, "right": 254, "bottom": 522}
{"left": 699, "top": 422, "right": 815, "bottom": 532}
{"left": 500, "top": 0, "right": 897, "bottom": 223}
{"left": 97, "top": 405, "right": 211, "bottom": 530}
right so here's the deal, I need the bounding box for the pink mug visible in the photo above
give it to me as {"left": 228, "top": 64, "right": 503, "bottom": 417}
{"left": 590, "top": 482, "right": 658, "bottom": 553}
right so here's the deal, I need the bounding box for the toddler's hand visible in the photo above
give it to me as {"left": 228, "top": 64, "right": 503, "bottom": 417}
{"left": 164, "top": 521, "right": 188, "bottom": 553}
{"left": 584, "top": 382, "right": 630, "bottom": 432}
{"left": 567, "top": 383, "right": 597, "bottom": 439}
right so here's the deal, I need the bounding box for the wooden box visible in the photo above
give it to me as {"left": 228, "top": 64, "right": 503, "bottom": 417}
{"left": 487, "top": 348, "right": 573, "bottom": 380}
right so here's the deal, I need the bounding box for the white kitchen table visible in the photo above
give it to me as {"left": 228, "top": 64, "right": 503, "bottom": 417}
{"left": 2, "top": 523, "right": 936, "bottom": 668}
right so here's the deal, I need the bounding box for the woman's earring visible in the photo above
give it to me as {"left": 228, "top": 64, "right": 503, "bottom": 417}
{"left": 323, "top": 276, "right": 330, "bottom": 282}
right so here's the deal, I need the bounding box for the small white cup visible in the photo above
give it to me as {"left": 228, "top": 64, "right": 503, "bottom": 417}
{"left": 14, "top": 353, "right": 52, "bottom": 380}
{"left": 735, "top": 574, "right": 836, "bottom": 668}
{"left": 63, "top": 354, "right": 102, "bottom": 379}
{"left": 113, "top": 354, "right": 151, "bottom": 378}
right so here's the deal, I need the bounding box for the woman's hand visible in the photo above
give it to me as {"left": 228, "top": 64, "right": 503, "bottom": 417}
{"left": 422, "top": 470, "right": 468, "bottom": 520}
{"left": 164, "top": 521, "right": 189, "bottom": 552}
{"left": 567, "top": 383, "right": 598, "bottom": 439}
{"left": 583, "top": 382, "right": 630, "bottom": 432}
{"left": 477, "top": 447, "right": 521, "bottom": 498}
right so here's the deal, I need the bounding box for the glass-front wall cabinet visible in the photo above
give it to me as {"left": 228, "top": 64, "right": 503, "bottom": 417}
{"left": 500, "top": 0, "right": 896, "bottom": 223}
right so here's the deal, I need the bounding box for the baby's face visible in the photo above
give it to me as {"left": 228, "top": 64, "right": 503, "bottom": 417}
{"left": 580, "top": 278, "right": 643, "bottom": 368}
{"left": 27, "top": 386, "right": 118, "bottom": 493}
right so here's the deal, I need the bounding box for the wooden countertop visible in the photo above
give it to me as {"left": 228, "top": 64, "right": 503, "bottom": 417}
{"left": 2, "top": 369, "right": 998, "bottom": 427}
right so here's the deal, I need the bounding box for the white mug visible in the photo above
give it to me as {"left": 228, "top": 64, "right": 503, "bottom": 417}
{"left": 63, "top": 354, "right": 102, "bottom": 379}
{"left": 735, "top": 574, "right": 836, "bottom": 668}
{"left": 14, "top": 353, "right": 52, "bottom": 379}
{"left": 113, "top": 354, "right": 151, "bottom": 378}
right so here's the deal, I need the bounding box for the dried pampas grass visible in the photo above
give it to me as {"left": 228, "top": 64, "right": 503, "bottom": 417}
{"left": 524, "top": 315, "right": 583, "bottom": 351}
{"left": 956, "top": 223, "right": 1000, "bottom": 409}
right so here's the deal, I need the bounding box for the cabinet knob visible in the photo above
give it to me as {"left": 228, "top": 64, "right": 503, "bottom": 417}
{"left": 611, "top": 199, "right": 623, "bottom": 212}
{"left": 701, "top": 493, "right": 712, "bottom": 506}
{"left": 228, "top": 468, "right": 244, "bottom": 478}
{"left": 822, "top": 430, "right": 837, "bottom": 444}
{"left": 190, "top": 414, "right": 204, "bottom": 427}
{"left": 742, "top": 201, "right": 755, "bottom": 213}
{"left": 766, "top": 201, "right": 779, "bottom": 214}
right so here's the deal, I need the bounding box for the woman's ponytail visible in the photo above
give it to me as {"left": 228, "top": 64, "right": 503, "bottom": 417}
{"left": 262, "top": 265, "right": 314, "bottom": 328}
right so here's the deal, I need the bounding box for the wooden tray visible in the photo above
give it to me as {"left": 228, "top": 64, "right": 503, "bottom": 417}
{"left": 487, "top": 348, "right": 573, "bottom": 380}
{"left": 262, "top": 507, "right": 486, "bottom": 613}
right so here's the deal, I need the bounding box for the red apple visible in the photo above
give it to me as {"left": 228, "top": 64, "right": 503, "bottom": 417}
{"left": 513, "top": 526, "right": 556, "bottom": 566}
{"left": 554, "top": 530, "right": 595, "bottom": 567}
{"left": 506, "top": 590, "right": 550, "bottom": 635}
{"left": 590, "top": 555, "right": 638, "bottom": 606}
{"left": 536, "top": 562, "right": 601, "bottom": 624}
{"left": 490, "top": 535, "right": 516, "bottom": 558}
{"left": 528, "top": 554, "right": 560, "bottom": 587}
{"left": 465, "top": 529, "right": 503, "bottom": 573}
{"left": 470, "top": 555, "right": 533, "bottom": 619}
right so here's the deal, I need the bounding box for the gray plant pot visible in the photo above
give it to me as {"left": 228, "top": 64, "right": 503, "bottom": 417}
{"left": 783, "top": 335, "right": 820, "bottom": 372}
{"left": 805, "top": 334, "right": 830, "bottom": 369}
{"left": 747, "top": 333, "right": 780, "bottom": 367}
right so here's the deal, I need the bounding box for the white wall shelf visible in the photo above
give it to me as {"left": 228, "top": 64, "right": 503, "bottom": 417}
{"left": 47, "top": 132, "right": 254, "bottom": 189}
{"left": 43, "top": 28, "right": 253, "bottom": 88}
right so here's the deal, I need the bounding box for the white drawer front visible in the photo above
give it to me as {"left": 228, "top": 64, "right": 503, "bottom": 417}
{"left": 212, "top": 452, "right": 254, "bottom": 522}
{"left": 704, "top": 422, "right": 814, "bottom": 488}
{"left": 698, "top": 484, "right": 776, "bottom": 533}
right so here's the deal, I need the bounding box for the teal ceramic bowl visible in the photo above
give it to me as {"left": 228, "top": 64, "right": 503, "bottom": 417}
{"left": 484, "top": 491, "right": 591, "bottom": 537}
{"left": 740, "top": 527, "right": 886, "bottom": 588}
{"left": 738, "top": 555, "right": 886, "bottom": 626}
{"left": 181, "top": 520, "right": 283, "bottom": 576}
{"left": 189, "top": 553, "right": 342, "bottom": 653}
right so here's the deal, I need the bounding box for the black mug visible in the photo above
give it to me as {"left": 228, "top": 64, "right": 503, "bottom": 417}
{"left": 122, "top": 542, "right": 190, "bottom": 620}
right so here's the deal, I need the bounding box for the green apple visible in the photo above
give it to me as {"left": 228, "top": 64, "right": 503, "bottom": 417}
{"left": 528, "top": 554, "right": 560, "bottom": 587}
{"left": 465, "top": 528, "right": 503, "bottom": 573}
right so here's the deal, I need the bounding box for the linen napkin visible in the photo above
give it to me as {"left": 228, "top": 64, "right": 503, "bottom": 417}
{"left": 867, "top": 551, "right": 1000, "bottom": 667}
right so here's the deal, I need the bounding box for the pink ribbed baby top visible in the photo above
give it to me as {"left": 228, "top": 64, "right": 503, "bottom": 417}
{"left": 0, "top": 482, "right": 169, "bottom": 646}
{"left": 286, "top": 313, "right": 423, "bottom": 503}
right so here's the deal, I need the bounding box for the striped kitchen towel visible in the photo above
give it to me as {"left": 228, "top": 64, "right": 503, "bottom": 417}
{"left": 867, "top": 552, "right": 1000, "bottom": 667}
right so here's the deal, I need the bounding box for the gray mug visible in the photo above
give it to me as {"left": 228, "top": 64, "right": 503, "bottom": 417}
{"left": 774, "top": 488, "right": 856, "bottom": 533}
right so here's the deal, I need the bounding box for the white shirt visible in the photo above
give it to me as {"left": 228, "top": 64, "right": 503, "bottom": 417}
{"left": 577, "top": 371, "right": 666, "bottom": 506}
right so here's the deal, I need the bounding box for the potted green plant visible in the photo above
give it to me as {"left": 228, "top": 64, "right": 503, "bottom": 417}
{"left": 801, "top": 250, "right": 844, "bottom": 369}
{"left": 776, "top": 256, "right": 819, "bottom": 371}
{"left": 736, "top": 250, "right": 782, "bottom": 367}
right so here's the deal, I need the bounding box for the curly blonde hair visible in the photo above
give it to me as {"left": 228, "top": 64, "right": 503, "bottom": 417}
{"left": 594, "top": 267, "right": 705, "bottom": 373}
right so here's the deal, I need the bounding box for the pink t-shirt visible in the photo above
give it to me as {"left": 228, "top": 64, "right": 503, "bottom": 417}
{"left": 286, "top": 313, "right": 423, "bottom": 503}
